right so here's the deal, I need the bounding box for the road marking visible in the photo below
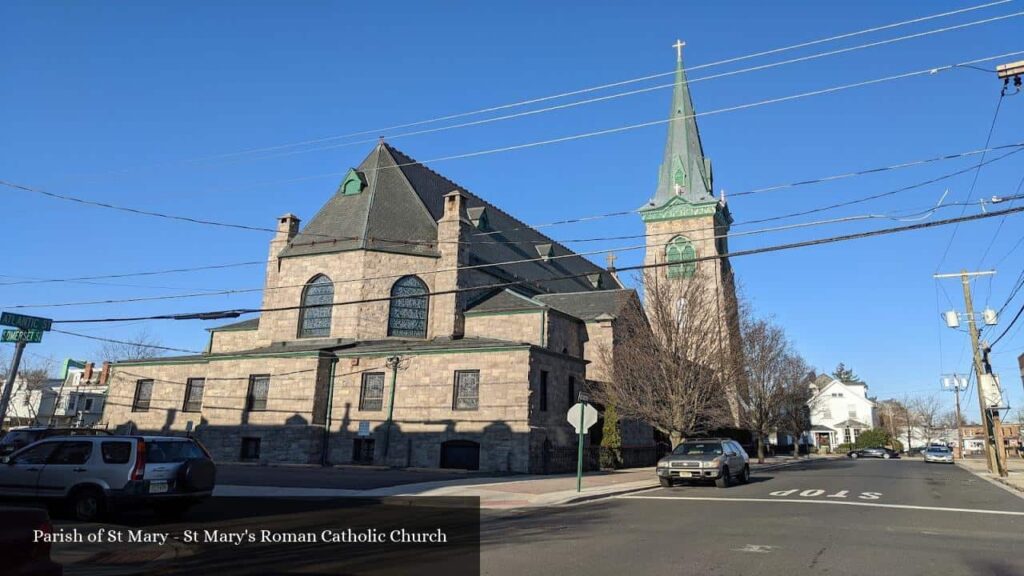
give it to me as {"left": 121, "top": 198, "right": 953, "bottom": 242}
{"left": 615, "top": 495, "right": 1024, "bottom": 516}
{"left": 769, "top": 489, "right": 882, "bottom": 500}
{"left": 733, "top": 544, "right": 776, "bottom": 553}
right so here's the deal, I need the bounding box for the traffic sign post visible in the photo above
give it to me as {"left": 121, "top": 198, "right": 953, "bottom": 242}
{"left": 0, "top": 312, "right": 52, "bottom": 431}
{"left": 567, "top": 395, "right": 599, "bottom": 493}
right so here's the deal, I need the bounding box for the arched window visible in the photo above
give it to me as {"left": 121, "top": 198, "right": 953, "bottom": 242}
{"left": 666, "top": 236, "right": 696, "bottom": 279}
{"left": 387, "top": 276, "right": 429, "bottom": 338}
{"left": 298, "top": 275, "right": 334, "bottom": 338}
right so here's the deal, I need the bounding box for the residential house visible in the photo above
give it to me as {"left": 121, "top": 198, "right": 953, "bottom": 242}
{"left": 806, "top": 375, "right": 875, "bottom": 450}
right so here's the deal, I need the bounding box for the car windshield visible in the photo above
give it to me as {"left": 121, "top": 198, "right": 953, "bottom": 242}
{"left": 673, "top": 443, "right": 723, "bottom": 456}
{"left": 927, "top": 447, "right": 950, "bottom": 453}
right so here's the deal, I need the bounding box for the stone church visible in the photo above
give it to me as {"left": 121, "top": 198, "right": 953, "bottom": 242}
{"left": 102, "top": 45, "right": 736, "bottom": 473}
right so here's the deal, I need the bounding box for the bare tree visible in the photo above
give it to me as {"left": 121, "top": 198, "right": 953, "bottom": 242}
{"left": 735, "top": 315, "right": 807, "bottom": 463}
{"left": 910, "top": 395, "right": 943, "bottom": 446}
{"left": 777, "top": 366, "right": 815, "bottom": 458}
{"left": 97, "top": 328, "right": 167, "bottom": 362}
{"left": 17, "top": 355, "right": 55, "bottom": 390}
{"left": 594, "top": 271, "right": 736, "bottom": 445}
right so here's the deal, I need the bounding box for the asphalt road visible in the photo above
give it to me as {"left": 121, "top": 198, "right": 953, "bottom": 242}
{"left": 480, "top": 458, "right": 1024, "bottom": 576}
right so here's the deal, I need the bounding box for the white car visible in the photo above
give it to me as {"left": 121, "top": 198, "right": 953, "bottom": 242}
{"left": 923, "top": 446, "right": 954, "bottom": 463}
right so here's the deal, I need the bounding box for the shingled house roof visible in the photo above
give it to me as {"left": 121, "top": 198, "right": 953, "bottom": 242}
{"left": 279, "top": 142, "right": 617, "bottom": 294}
{"left": 207, "top": 318, "right": 260, "bottom": 332}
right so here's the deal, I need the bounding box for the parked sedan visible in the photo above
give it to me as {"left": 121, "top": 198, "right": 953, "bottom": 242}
{"left": 923, "top": 446, "right": 954, "bottom": 463}
{"left": 847, "top": 446, "right": 900, "bottom": 459}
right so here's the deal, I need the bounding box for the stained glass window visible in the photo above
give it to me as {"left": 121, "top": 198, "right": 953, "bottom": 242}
{"left": 387, "top": 276, "right": 429, "bottom": 338}
{"left": 453, "top": 370, "right": 479, "bottom": 411}
{"left": 298, "top": 275, "right": 334, "bottom": 338}
{"left": 247, "top": 374, "right": 270, "bottom": 411}
{"left": 666, "top": 236, "right": 696, "bottom": 279}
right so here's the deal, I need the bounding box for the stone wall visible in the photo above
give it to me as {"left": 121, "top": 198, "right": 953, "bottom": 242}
{"left": 209, "top": 329, "right": 259, "bottom": 354}
{"left": 464, "top": 311, "right": 543, "bottom": 346}
{"left": 325, "top": 347, "right": 535, "bottom": 473}
{"left": 102, "top": 354, "right": 327, "bottom": 464}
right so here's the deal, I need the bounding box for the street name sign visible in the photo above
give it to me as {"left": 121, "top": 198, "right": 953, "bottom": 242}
{"left": 567, "top": 402, "right": 598, "bottom": 434}
{"left": 1, "top": 329, "right": 43, "bottom": 344}
{"left": 0, "top": 312, "right": 53, "bottom": 332}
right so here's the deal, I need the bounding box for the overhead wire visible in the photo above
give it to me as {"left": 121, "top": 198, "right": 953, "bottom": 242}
{"left": 8, "top": 192, "right": 1016, "bottom": 310}
{"left": 47, "top": 202, "right": 1024, "bottom": 324}
{"left": 58, "top": 0, "right": 1014, "bottom": 176}
{"left": 6, "top": 51, "right": 1021, "bottom": 248}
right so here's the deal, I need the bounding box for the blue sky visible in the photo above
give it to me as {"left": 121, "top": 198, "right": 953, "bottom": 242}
{"left": 2, "top": 1, "right": 1023, "bottom": 420}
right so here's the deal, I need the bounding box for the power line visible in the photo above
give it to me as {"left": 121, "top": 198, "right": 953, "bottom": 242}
{"left": 234, "top": 10, "right": 1024, "bottom": 163}
{"left": 60, "top": 0, "right": 1013, "bottom": 177}
{"left": 935, "top": 92, "right": 1006, "bottom": 272}
{"left": 10, "top": 194, "right": 1012, "bottom": 310}
{"left": 4, "top": 139, "right": 1022, "bottom": 299}
{"left": 49, "top": 202, "right": 1024, "bottom": 324}
{"left": 9, "top": 50, "right": 1019, "bottom": 248}
{"left": 51, "top": 329, "right": 203, "bottom": 355}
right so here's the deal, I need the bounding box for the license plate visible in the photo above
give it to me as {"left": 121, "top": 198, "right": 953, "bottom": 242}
{"left": 149, "top": 481, "right": 168, "bottom": 494}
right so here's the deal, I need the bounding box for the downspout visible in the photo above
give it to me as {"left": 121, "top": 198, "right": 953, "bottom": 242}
{"left": 383, "top": 355, "right": 400, "bottom": 460}
{"left": 321, "top": 357, "right": 338, "bottom": 467}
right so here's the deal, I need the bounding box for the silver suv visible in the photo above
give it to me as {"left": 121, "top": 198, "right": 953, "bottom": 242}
{"left": 0, "top": 435, "right": 216, "bottom": 521}
{"left": 656, "top": 438, "right": 750, "bottom": 488}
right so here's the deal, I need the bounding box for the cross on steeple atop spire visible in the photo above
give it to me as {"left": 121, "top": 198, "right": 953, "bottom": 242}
{"left": 650, "top": 39, "right": 714, "bottom": 208}
{"left": 672, "top": 39, "right": 686, "bottom": 63}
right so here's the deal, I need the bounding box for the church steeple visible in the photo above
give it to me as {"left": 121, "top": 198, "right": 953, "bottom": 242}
{"left": 652, "top": 40, "right": 714, "bottom": 207}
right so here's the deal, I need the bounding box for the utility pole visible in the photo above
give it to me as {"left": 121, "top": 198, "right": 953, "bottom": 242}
{"left": 0, "top": 341, "right": 27, "bottom": 430}
{"left": 935, "top": 270, "right": 1006, "bottom": 476}
{"left": 941, "top": 374, "right": 966, "bottom": 459}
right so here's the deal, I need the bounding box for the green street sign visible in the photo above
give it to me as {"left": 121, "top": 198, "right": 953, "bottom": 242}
{"left": 1, "top": 329, "right": 43, "bottom": 344}
{"left": 0, "top": 312, "right": 53, "bottom": 332}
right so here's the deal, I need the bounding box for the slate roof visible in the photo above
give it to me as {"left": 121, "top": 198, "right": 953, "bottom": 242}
{"left": 279, "top": 142, "right": 617, "bottom": 294}
{"left": 466, "top": 289, "right": 546, "bottom": 314}
{"left": 207, "top": 317, "right": 260, "bottom": 332}
{"left": 832, "top": 419, "right": 871, "bottom": 429}
{"left": 535, "top": 289, "right": 637, "bottom": 321}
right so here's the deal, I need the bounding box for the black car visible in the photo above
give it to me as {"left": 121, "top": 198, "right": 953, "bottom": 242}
{"left": 0, "top": 427, "right": 110, "bottom": 457}
{"left": 847, "top": 446, "right": 900, "bottom": 459}
{"left": 0, "top": 506, "right": 63, "bottom": 575}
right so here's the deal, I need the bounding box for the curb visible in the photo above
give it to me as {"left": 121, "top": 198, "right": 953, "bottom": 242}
{"left": 955, "top": 462, "right": 1024, "bottom": 500}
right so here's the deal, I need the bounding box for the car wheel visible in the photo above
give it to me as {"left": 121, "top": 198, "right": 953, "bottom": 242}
{"left": 883, "top": 453, "right": 891, "bottom": 459}
{"left": 69, "top": 486, "right": 106, "bottom": 522}
{"left": 659, "top": 477, "right": 673, "bottom": 488}
{"left": 739, "top": 465, "right": 750, "bottom": 484}
{"left": 715, "top": 467, "right": 731, "bottom": 488}
{"left": 850, "top": 453, "right": 859, "bottom": 459}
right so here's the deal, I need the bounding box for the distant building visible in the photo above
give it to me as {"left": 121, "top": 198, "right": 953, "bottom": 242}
{"left": 806, "top": 375, "right": 875, "bottom": 450}
{"left": 2, "top": 359, "right": 109, "bottom": 428}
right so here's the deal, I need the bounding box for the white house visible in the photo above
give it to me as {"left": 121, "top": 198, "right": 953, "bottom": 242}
{"left": 806, "top": 375, "right": 875, "bottom": 451}
{"left": 1, "top": 360, "right": 108, "bottom": 429}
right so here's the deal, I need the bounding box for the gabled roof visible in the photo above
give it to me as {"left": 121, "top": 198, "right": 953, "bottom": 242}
{"left": 279, "top": 142, "right": 617, "bottom": 294}
{"left": 808, "top": 378, "right": 876, "bottom": 407}
{"left": 466, "top": 289, "right": 546, "bottom": 314}
{"left": 207, "top": 317, "right": 260, "bottom": 332}
{"left": 535, "top": 289, "right": 637, "bottom": 322}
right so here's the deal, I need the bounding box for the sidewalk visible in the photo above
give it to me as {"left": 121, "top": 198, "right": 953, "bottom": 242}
{"left": 215, "top": 454, "right": 830, "bottom": 510}
{"left": 957, "top": 455, "right": 1024, "bottom": 497}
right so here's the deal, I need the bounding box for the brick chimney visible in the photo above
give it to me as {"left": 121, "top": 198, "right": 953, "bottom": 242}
{"left": 431, "top": 191, "right": 471, "bottom": 339}
{"left": 99, "top": 362, "right": 111, "bottom": 385}
{"left": 83, "top": 362, "right": 94, "bottom": 382}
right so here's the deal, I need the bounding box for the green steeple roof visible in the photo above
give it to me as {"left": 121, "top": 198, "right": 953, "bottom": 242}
{"left": 652, "top": 42, "right": 714, "bottom": 207}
